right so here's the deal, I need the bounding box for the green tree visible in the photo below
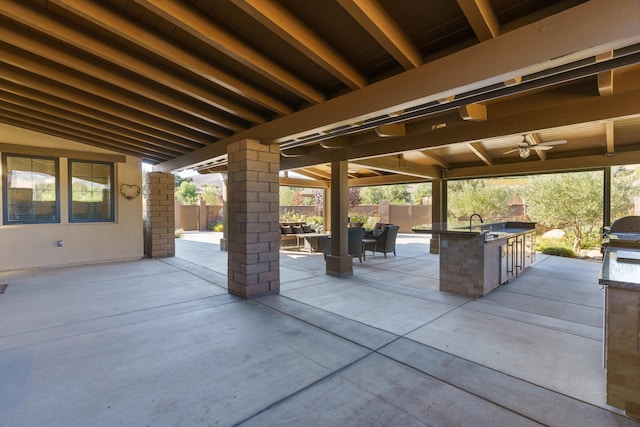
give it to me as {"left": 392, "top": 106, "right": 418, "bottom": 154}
{"left": 174, "top": 175, "right": 192, "bottom": 188}
{"left": 175, "top": 180, "right": 199, "bottom": 205}
{"left": 359, "top": 184, "right": 410, "bottom": 204}
{"left": 447, "top": 179, "right": 511, "bottom": 225}
{"left": 611, "top": 165, "right": 640, "bottom": 220}
{"left": 522, "top": 171, "right": 603, "bottom": 252}
{"left": 200, "top": 184, "right": 220, "bottom": 205}
{"left": 279, "top": 186, "right": 303, "bottom": 205}
{"left": 412, "top": 182, "right": 432, "bottom": 204}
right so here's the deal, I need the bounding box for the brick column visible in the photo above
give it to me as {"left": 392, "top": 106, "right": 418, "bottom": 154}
{"left": 145, "top": 172, "right": 175, "bottom": 258}
{"left": 227, "top": 139, "right": 280, "bottom": 298}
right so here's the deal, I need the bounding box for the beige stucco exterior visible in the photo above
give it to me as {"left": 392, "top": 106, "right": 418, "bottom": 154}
{"left": 0, "top": 124, "right": 144, "bottom": 271}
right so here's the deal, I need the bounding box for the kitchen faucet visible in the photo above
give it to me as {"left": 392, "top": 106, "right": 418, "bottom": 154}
{"left": 470, "top": 213, "right": 483, "bottom": 230}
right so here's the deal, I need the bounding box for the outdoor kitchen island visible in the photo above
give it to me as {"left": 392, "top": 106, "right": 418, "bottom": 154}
{"left": 413, "top": 222, "right": 537, "bottom": 297}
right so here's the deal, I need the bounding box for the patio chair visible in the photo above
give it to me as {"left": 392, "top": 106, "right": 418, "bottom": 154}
{"left": 367, "top": 225, "right": 399, "bottom": 258}
{"left": 323, "top": 227, "right": 365, "bottom": 262}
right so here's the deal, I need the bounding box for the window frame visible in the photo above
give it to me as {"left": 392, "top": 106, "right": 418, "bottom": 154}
{"left": 68, "top": 159, "right": 115, "bottom": 223}
{"left": 2, "top": 153, "right": 60, "bottom": 225}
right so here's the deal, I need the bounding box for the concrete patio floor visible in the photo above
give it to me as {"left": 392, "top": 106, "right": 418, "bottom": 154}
{"left": 1, "top": 232, "right": 638, "bottom": 426}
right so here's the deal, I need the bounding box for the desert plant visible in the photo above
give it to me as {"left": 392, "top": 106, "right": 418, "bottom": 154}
{"left": 175, "top": 228, "right": 184, "bottom": 238}
{"left": 540, "top": 246, "right": 576, "bottom": 258}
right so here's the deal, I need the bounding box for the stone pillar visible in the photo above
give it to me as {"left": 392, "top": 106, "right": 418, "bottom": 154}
{"left": 220, "top": 173, "right": 228, "bottom": 251}
{"left": 145, "top": 172, "right": 175, "bottom": 258}
{"left": 326, "top": 160, "right": 352, "bottom": 277}
{"left": 605, "top": 286, "right": 640, "bottom": 419}
{"left": 227, "top": 139, "right": 280, "bottom": 298}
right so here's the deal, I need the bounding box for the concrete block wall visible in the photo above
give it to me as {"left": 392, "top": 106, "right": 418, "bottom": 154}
{"left": 606, "top": 287, "right": 640, "bottom": 419}
{"left": 227, "top": 139, "right": 280, "bottom": 299}
{"left": 439, "top": 234, "right": 486, "bottom": 297}
{"left": 145, "top": 172, "right": 175, "bottom": 258}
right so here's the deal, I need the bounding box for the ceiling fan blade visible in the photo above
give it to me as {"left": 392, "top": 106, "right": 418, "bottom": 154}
{"left": 532, "top": 145, "right": 554, "bottom": 151}
{"left": 502, "top": 148, "right": 519, "bottom": 155}
{"left": 538, "top": 139, "right": 567, "bottom": 146}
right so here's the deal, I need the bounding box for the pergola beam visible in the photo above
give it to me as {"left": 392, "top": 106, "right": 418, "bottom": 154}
{"left": 134, "top": 0, "right": 325, "bottom": 105}
{"left": 338, "top": 0, "right": 423, "bottom": 69}
{"left": 50, "top": 0, "right": 292, "bottom": 115}
{"left": 156, "top": 0, "right": 640, "bottom": 172}
{"left": 232, "top": 0, "right": 367, "bottom": 89}
{"left": 456, "top": 0, "right": 500, "bottom": 41}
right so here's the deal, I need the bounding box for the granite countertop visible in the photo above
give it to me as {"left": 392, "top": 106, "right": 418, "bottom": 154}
{"left": 599, "top": 247, "right": 640, "bottom": 290}
{"left": 412, "top": 221, "right": 536, "bottom": 240}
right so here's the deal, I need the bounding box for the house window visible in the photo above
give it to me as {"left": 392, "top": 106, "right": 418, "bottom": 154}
{"left": 69, "top": 160, "right": 114, "bottom": 222}
{"left": 2, "top": 154, "right": 60, "bottom": 224}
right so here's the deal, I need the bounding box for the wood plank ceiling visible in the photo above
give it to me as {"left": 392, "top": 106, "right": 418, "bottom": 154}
{"left": 2, "top": 0, "right": 640, "bottom": 187}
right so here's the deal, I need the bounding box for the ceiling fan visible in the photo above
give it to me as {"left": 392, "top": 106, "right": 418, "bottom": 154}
{"left": 503, "top": 135, "right": 567, "bottom": 158}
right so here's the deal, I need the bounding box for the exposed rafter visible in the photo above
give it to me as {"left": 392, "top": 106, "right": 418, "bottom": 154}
{"left": 231, "top": 0, "right": 367, "bottom": 89}
{"left": 468, "top": 142, "right": 493, "bottom": 165}
{"left": 0, "top": 0, "right": 266, "bottom": 124}
{"left": 134, "top": 0, "right": 325, "bottom": 105}
{"left": 457, "top": 0, "right": 500, "bottom": 41}
{"left": 338, "top": 0, "right": 423, "bottom": 69}
{"left": 51, "top": 0, "right": 293, "bottom": 115}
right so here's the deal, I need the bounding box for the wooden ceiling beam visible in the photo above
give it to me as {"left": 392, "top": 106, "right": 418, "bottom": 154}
{"left": 446, "top": 148, "right": 640, "bottom": 179}
{"left": 134, "top": 0, "right": 325, "bottom": 105}
{"left": 348, "top": 174, "right": 428, "bottom": 187}
{"left": 1, "top": 44, "right": 229, "bottom": 140}
{"left": 337, "top": 0, "right": 422, "bottom": 69}
{"left": 606, "top": 120, "right": 615, "bottom": 155}
{"left": 350, "top": 157, "right": 439, "bottom": 179}
{"left": 0, "top": 91, "right": 192, "bottom": 156}
{"left": 0, "top": 64, "right": 211, "bottom": 148}
{"left": 50, "top": 0, "right": 293, "bottom": 115}
{"left": 232, "top": 0, "right": 367, "bottom": 89}
{"left": 0, "top": 109, "right": 172, "bottom": 161}
{"left": 279, "top": 176, "right": 329, "bottom": 188}
{"left": 419, "top": 150, "right": 450, "bottom": 169}
{"left": 0, "top": 23, "right": 244, "bottom": 133}
{"left": 49, "top": 0, "right": 293, "bottom": 114}
{"left": 456, "top": 0, "right": 500, "bottom": 41}
{"left": 280, "top": 88, "right": 640, "bottom": 170}
{"left": 0, "top": 103, "right": 184, "bottom": 157}
{"left": 468, "top": 141, "right": 493, "bottom": 165}
{"left": 597, "top": 51, "right": 614, "bottom": 96}
{"left": 156, "top": 0, "right": 640, "bottom": 171}
{"left": 0, "top": 80, "right": 205, "bottom": 152}
{"left": 0, "top": 0, "right": 267, "bottom": 125}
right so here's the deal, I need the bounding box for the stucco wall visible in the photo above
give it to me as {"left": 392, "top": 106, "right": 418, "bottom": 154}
{"left": 0, "top": 124, "right": 144, "bottom": 271}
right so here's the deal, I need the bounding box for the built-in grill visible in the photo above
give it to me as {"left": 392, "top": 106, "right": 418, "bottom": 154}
{"left": 601, "top": 216, "right": 640, "bottom": 252}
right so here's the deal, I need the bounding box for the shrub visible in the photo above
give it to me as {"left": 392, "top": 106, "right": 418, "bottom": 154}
{"left": 213, "top": 223, "right": 223, "bottom": 232}
{"left": 305, "top": 215, "right": 323, "bottom": 227}
{"left": 280, "top": 209, "right": 303, "bottom": 222}
{"left": 348, "top": 212, "right": 367, "bottom": 224}
{"left": 540, "top": 246, "right": 575, "bottom": 258}
{"left": 175, "top": 228, "right": 184, "bottom": 238}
